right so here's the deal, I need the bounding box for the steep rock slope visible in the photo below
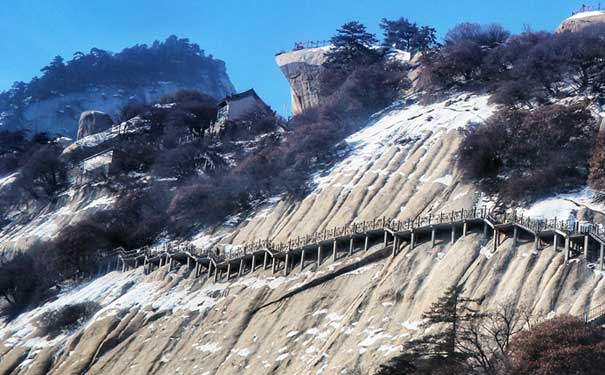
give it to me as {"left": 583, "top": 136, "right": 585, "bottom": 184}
{"left": 14, "top": 80, "right": 234, "bottom": 138}
{"left": 3, "top": 93, "right": 605, "bottom": 375}
{"left": 275, "top": 47, "right": 328, "bottom": 115}
{"left": 195, "top": 93, "right": 493, "bottom": 248}
{"left": 2, "top": 231, "right": 604, "bottom": 374}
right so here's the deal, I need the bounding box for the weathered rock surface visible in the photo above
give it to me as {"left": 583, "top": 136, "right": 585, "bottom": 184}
{"left": 275, "top": 47, "right": 329, "bottom": 115}
{"left": 1, "top": 232, "right": 604, "bottom": 375}
{"left": 2, "top": 93, "right": 605, "bottom": 374}
{"left": 557, "top": 10, "right": 605, "bottom": 33}
{"left": 4, "top": 80, "right": 234, "bottom": 138}
{"left": 77, "top": 111, "right": 113, "bottom": 140}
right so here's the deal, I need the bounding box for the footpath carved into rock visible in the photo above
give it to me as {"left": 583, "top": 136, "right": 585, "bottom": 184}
{"left": 110, "top": 207, "right": 605, "bottom": 324}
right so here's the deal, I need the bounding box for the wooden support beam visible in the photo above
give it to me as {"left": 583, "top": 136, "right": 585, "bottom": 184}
{"left": 392, "top": 235, "right": 398, "bottom": 257}
{"left": 431, "top": 228, "right": 436, "bottom": 248}
{"left": 238, "top": 259, "right": 244, "bottom": 277}
{"left": 565, "top": 237, "right": 570, "bottom": 263}
{"left": 364, "top": 236, "right": 369, "bottom": 251}
{"left": 584, "top": 235, "right": 589, "bottom": 259}
{"left": 553, "top": 234, "right": 558, "bottom": 251}
{"left": 600, "top": 243, "right": 604, "bottom": 271}
{"left": 227, "top": 263, "right": 232, "bottom": 280}
{"left": 483, "top": 222, "right": 488, "bottom": 238}
{"left": 513, "top": 227, "right": 518, "bottom": 247}
{"left": 272, "top": 257, "right": 276, "bottom": 274}
{"left": 187, "top": 257, "right": 191, "bottom": 269}
{"left": 159, "top": 257, "right": 164, "bottom": 267}
{"left": 251, "top": 255, "right": 256, "bottom": 273}
{"left": 383, "top": 231, "right": 388, "bottom": 247}
{"left": 208, "top": 263, "right": 213, "bottom": 279}
{"left": 333, "top": 240, "right": 338, "bottom": 261}
{"left": 451, "top": 226, "right": 456, "bottom": 244}
{"left": 301, "top": 249, "right": 305, "bottom": 272}
{"left": 317, "top": 246, "right": 322, "bottom": 268}
{"left": 534, "top": 235, "right": 539, "bottom": 251}
{"left": 493, "top": 229, "right": 498, "bottom": 252}
{"left": 263, "top": 252, "right": 268, "bottom": 269}
{"left": 349, "top": 238, "right": 354, "bottom": 256}
{"left": 135, "top": 258, "right": 139, "bottom": 268}
{"left": 284, "top": 253, "right": 289, "bottom": 276}
{"left": 463, "top": 221, "right": 468, "bottom": 237}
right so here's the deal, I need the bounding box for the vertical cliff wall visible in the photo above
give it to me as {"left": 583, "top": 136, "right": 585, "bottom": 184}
{"left": 275, "top": 47, "right": 329, "bottom": 115}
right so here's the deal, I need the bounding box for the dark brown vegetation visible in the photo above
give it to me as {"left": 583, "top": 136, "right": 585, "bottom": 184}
{"left": 460, "top": 103, "right": 597, "bottom": 201}
{"left": 377, "top": 285, "right": 605, "bottom": 375}
{"left": 39, "top": 301, "right": 101, "bottom": 337}
{"left": 420, "top": 23, "right": 605, "bottom": 106}
{"left": 505, "top": 315, "right": 605, "bottom": 375}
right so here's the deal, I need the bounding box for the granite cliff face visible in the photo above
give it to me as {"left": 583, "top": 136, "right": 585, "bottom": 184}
{"left": 77, "top": 111, "right": 114, "bottom": 140}
{"left": 12, "top": 80, "right": 234, "bottom": 138}
{"left": 2, "top": 92, "right": 605, "bottom": 374}
{"left": 275, "top": 47, "right": 329, "bottom": 115}
{"left": 556, "top": 10, "right": 605, "bottom": 33}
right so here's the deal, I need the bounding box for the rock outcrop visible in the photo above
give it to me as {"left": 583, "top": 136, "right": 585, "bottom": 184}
{"left": 2, "top": 81, "right": 234, "bottom": 139}
{"left": 275, "top": 47, "right": 329, "bottom": 115}
{"left": 77, "top": 111, "right": 113, "bottom": 140}
{"left": 556, "top": 10, "right": 605, "bottom": 33}
{"left": 2, "top": 92, "right": 605, "bottom": 374}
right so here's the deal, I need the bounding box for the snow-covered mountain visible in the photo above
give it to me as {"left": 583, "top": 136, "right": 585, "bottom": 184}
{"left": 2, "top": 91, "right": 605, "bottom": 374}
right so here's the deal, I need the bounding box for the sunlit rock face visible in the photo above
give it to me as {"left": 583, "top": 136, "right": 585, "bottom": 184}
{"left": 557, "top": 10, "right": 605, "bottom": 33}
{"left": 275, "top": 47, "right": 329, "bottom": 115}
{"left": 77, "top": 111, "right": 113, "bottom": 140}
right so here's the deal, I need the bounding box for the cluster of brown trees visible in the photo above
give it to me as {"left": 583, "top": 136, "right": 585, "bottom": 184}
{"left": 377, "top": 285, "right": 605, "bottom": 375}
{"left": 420, "top": 23, "right": 605, "bottom": 106}
{"left": 459, "top": 102, "right": 597, "bottom": 201}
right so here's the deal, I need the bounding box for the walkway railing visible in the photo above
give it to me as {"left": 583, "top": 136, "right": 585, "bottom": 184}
{"left": 585, "top": 302, "right": 605, "bottom": 324}
{"left": 112, "top": 205, "right": 605, "bottom": 324}
{"left": 293, "top": 40, "right": 330, "bottom": 50}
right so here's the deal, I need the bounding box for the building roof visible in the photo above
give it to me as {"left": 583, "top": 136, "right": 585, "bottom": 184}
{"left": 218, "top": 89, "right": 266, "bottom": 108}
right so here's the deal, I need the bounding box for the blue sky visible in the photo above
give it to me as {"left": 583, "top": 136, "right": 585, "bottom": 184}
{"left": 0, "top": 0, "right": 588, "bottom": 115}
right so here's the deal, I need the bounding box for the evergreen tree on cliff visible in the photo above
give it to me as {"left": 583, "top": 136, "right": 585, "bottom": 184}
{"left": 376, "top": 284, "right": 479, "bottom": 374}
{"left": 325, "top": 21, "right": 381, "bottom": 71}
{"left": 380, "top": 18, "right": 437, "bottom": 54}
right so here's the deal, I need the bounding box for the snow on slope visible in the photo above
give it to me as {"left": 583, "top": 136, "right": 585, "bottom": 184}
{"left": 568, "top": 10, "right": 605, "bottom": 20}
{"left": 218, "top": 93, "right": 494, "bottom": 250}
{"left": 523, "top": 187, "right": 605, "bottom": 219}
{"left": 314, "top": 93, "right": 492, "bottom": 191}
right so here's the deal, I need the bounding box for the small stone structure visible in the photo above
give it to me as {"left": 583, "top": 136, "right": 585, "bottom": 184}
{"left": 77, "top": 111, "right": 113, "bottom": 140}
{"left": 80, "top": 148, "right": 123, "bottom": 180}
{"left": 216, "top": 89, "right": 272, "bottom": 124}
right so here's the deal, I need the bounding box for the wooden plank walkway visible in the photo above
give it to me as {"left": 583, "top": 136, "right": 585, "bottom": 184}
{"left": 107, "top": 207, "right": 605, "bottom": 324}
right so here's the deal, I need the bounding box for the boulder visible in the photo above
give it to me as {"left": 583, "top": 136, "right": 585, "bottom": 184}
{"left": 556, "top": 11, "right": 605, "bottom": 33}
{"left": 275, "top": 47, "right": 329, "bottom": 115}
{"left": 77, "top": 111, "right": 113, "bottom": 140}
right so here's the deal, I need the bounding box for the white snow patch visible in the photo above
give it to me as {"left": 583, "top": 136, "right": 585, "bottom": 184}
{"left": 312, "top": 94, "right": 493, "bottom": 191}
{"left": 523, "top": 187, "right": 605, "bottom": 219}
{"left": 195, "top": 342, "right": 223, "bottom": 353}
{"left": 568, "top": 10, "right": 605, "bottom": 20}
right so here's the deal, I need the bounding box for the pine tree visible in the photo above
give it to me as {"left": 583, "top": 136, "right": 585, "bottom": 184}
{"left": 381, "top": 18, "right": 418, "bottom": 51}
{"left": 380, "top": 18, "right": 437, "bottom": 54}
{"left": 325, "top": 21, "right": 381, "bottom": 71}
{"left": 385, "top": 284, "right": 480, "bottom": 372}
